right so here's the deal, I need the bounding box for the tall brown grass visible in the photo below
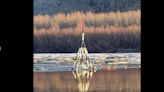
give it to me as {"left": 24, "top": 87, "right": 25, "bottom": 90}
{"left": 34, "top": 10, "right": 140, "bottom": 53}
{"left": 34, "top": 10, "right": 140, "bottom": 29}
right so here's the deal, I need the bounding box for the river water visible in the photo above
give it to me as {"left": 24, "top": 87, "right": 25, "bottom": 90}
{"left": 34, "top": 68, "right": 140, "bottom": 92}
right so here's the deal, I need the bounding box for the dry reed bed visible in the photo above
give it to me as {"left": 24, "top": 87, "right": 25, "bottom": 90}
{"left": 33, "top": 10, "right": 140, "bottom": 53}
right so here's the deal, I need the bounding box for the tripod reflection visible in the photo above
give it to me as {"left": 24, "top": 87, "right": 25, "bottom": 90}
{"left": 72, "top": 69, "right": 95, "bottom": 92}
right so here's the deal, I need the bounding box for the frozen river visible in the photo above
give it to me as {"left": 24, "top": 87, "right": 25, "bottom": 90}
{"left": 33, "top": 53, "right": 140, "bottom": 92}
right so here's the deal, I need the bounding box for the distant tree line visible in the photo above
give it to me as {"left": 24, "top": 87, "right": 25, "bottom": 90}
{"left": 88, "top": 0, "right": 140, "bottom": 12}
{"left": 34, "top": 0, "right": 140, "bottom": 15}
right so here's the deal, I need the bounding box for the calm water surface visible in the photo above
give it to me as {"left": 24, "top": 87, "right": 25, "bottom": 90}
{"left": 34, "top": 69, "right": 140, "bottom": 92}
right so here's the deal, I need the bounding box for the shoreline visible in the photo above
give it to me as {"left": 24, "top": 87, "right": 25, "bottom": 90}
{"left": 33, "top": 63, "right": 140, "bottom": 72}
